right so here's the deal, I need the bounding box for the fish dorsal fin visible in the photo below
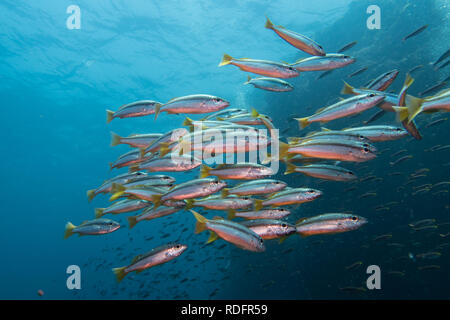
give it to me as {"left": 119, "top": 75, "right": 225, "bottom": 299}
{"left": 167, "top": 97, "right": 180, "bottom": 103}
{"left": 266, "top": 192, "right": 279, "bottom": 199}
{"left": 287, "top": 137, "right": 301, "bottom": 144}
{"left": 305, "top": 130, "right": 319, "bottom": 137}
{"left": 213, "top": 216, "right": 223, "bottom": 220}
{"left": 294, "top": 57, "right": 307, "bottom": 64}
{"left": 432, "top": 88, "right": 450, "bottom": 97}
{"left": 321, "top": 127, "right": 331, "bottom": 131}
{"left": 296, "top": 217, "right": 308, "bottom": 224}
{"left": 315, "top": 106, "right": 327, "bottom": 113}
{"left": 131, "top": 254, "right": 143, "bottom": 264}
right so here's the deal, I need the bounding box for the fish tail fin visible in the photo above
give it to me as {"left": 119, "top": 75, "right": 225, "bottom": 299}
{"left": 177, "top": 139, "right": 191, "bottom": 156}
{"left": 406, "top": 96, "right": 424, "bottom": 123}
{"left": 86, "top": 189, "right": 96, "bottom": 202}
{"left": 261, "top": 153, "right": 272, "bottom": 165}
{"left": 279, "top": 141, "right": 290, "bottom": 159}
{"left": 64, "top": 222, "right": 76, "bottom": 239}
{"left": 254, "top": 199, "right": 263, "bottom": 211}
{"left": 404, "top": 72, "right": 414, "bottom": 88}
{"left": 189, "top": 210, "right": 208, "bottom": 234}
{"left": 221, "top": 188, "right": 229, "bottom": 198}
{"left": 94, "top": 208, "right": 105, "bottom": 219}
{"left": 295, "top": 117, "right": 310, "bottom": 129}
{"left": 185, "top": 199, "right": 195, "bottom": 210}
{"left": 284, "top": 162, "right": 297, "bottom": 175}
{"left": 182, "top": 117, "right": 193, "bottom": 128}
{"left": 199, "top": 165, "right": 211, "bottom": 178}
{"left": 392, "top": 106, "right": 409, "bottom": 122}
{"left": 244, "top": 76, "right": 252, "bottom": 85}
{"left": 251, "top": 107, "right": 260, "bottom": 118}
{"left": 111, "top": 183, "right": 126, "bottom": 194}
{"left": 127, "top": 216, "right": 138, "bottom": 229}
{"left": 206, "top": 231, "right": 219, "bottom": 244}
{"left": 106, "top": 110, "right": 115, "bottom": 124}
{"left": 110, "top": 132, "right": 122, "bottom": 147}
{"left": 151, "top": 194, "right": 162, "bottom": 209}
{"left": 265, "top": 16, "right": 274, "bottom": 29}
{"left": 154, "top": 103, "right": 162, "bottom": 120}
{"left": 341, "top": 81, "right": 356, "bottom": 95}
{"left": 159, "top": 142, "right": 171, "bottom": 157}
{"left": 109, "top": 183, "right": 126, "bottom": 201}
{"left": 109, "top": 191, "right": 125, "bottom": 202}
{"left": 227, "top": 209, "right": 236, "bottom": 220}
{"left": 139, "top": 148, "right": 147, "bottom": 159}
{"left": 112, "top": 267, "right": 127, "bottom": 283}
{"left": 219, "top": 54, "right": 233, "bottom": 67}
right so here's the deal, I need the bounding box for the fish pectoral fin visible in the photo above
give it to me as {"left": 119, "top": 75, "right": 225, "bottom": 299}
{"left": 278, "top": 235, "right": 290, "bottom": 244}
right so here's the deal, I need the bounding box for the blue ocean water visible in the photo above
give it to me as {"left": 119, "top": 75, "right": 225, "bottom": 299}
{"left": 0, "top": 0, "right": 449, "bottom": 299}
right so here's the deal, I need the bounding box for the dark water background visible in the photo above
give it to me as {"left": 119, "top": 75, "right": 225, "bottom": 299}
{"left": 0, "top": 0, "right": 448, "bottom": 299}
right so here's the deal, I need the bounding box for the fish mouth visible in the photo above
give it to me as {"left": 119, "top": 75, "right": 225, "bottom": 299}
{"left": 312, "top": 191, "right": 323, "bottom": 199}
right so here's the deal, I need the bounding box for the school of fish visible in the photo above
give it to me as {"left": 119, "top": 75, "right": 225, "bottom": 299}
{"left": 63, "top": 16, "right": 449, "bottom": 285}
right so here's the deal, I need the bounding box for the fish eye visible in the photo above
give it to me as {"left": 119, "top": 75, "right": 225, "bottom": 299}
{"left": 344, "top": 55, "right": 350, "bottom": 58}
{"left": 307, "top": 189, "right": 315, "bottom": 194}
{"left": 348, "top": 171, "right": 354, "bottom": 175}
{"left": 259, "top": 239, "right": 264, "bottom": 243}
{"left": 363, "top": 147, "right": 369, "bottom": 153}
{"left": 351, "top": 216, "right": 358, "bottom": 221}
{"left": 176, "top": 245, "right": 180, "bottom": 249}
{"left": 243, "top": 197, "right": 249, "bottom": 200}
{"left": 281, "top": 223, "right": 287, "bottom": 228}
{"left": 369, "top": 93, "right": 375, "bottom": 97}
{"left": 359, "top": 135, "right": 365, "bottom": 139}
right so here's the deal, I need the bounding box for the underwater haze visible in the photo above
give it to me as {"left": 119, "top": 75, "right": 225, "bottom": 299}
{"left": 0, "top": 0, "right": 449, "bottom": 299}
